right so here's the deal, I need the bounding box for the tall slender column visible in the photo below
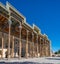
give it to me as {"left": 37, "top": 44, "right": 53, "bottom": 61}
{"left": 46, "top": 41, "right": 48, "bottom": 56}
{"left": 45, "top": 40, "right": 46, "bottom": 56}
{"left": 49, "top": 41, "right": 51, "bottom": 56}
{"left": 40, "top": 39, "right": 42, "bottom": 57}
{"left": 43, "top": 38, "right": 45, "bottom": 57}
{"left": 32, "top": 33, "right": 34, "bottom": 57}
{"left": 44, "top": 39, "right": 46, "bottom": 56}
{"left": 8, "top": 20, "right": 11, "bottom": 58}
{"left": 30, "top": 40, "right": 31, "bottom": 57}
{"left": 2, "top": 32, "right": 4, "bottom": 58}
{"left": 42, "top": 39, "right": 43, "bottom": 57}
{"left": 39, "top": 37, "right": 41, "bottom": 57}
{"left": 48, "top": 41, "right": 50, "bottom": 56}
{"left": 26, "top": 30, "right": 29, "bottom": 58}
{"left": 37, "top": 35, "right": 38, "bottom": 57}
{"left": 19, "top": 22, "right": 22, "bottom": 59}
{"left": 12, "top": 36, "right": 14, "bottom": 58}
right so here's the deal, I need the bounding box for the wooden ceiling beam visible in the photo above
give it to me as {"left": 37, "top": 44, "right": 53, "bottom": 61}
{"left": 1, "top": 17, "right": 5, "bottom": 22}
{"left": 0, "top": 15, "right": 2, "bottom": 19}
{"left": 0, "top": 16, "right": 3, "bottom": 20}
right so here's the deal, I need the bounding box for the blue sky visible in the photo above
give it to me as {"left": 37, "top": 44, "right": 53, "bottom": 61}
{"left": 0, "top": 0, "right": 60, "bottom": 52}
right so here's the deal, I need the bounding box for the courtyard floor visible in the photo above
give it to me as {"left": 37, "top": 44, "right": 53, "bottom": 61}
{"left": 0, "top": 57, "right": 60, "bottom": 64}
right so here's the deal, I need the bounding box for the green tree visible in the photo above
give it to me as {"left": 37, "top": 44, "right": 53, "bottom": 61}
{"left": 58, "top": 50, "right": 60, "bottom": 54}
{"left": 55, "top": 52, "right": 58, "bottom": 54}
{"left": 55, "top": 50, "right": 60, "bottom": 54}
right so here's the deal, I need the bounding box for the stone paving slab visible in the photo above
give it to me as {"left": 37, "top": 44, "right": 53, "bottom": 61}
{"left": 0, "top": 57, "right": 60, "bottom": 64}
{"left": 0, "top": 62, "right": 54, "bottom": 64}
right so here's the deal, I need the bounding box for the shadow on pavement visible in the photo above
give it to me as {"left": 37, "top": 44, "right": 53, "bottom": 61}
{"left": 0, "top": 62, "right": 54, "bottom": 64}
{"left": 46, "top": 57, "right": 60, "bottom": 60}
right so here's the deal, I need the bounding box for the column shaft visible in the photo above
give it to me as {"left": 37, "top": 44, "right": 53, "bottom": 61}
{"left": 2, "top": 32, "right": 4, "bottom": 58}
{"left": 43, "top": 38, "right": 45, "bottom": 57}
{"left": 26, "top": 30, "right": 28, "bottom": 58}
{"left": 12, "top": 36, "right": 14, "bottom": 58}
{"left": 19, "top": 22, "right": 22, "bottom": 59}
{"left": 32, "top": 33, "right": 34, "bottom": 57}
{"left": 8, "top": 22, "right": 11, "bottom": 58}
{"left": 37, "top": 35, "right": 38, "bottom": 57}
{"left": 39, "top": 37, "right": 41, "bottom": 57}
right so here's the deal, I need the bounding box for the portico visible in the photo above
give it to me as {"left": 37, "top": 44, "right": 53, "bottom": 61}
{"left": 0, "top": 2, "right": 51, "bottom": 59}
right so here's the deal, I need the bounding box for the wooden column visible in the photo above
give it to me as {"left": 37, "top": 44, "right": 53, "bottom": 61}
{"left": 48, "top": 41, "right": 50, "bottom": 56}
{"left": 45, "top": 40, "right": 46, "bottom": 56}
{"left": 45, "top": 40, "right": 47, "bottom": 56}
{"left": 2, "top": 32, "right": 4, "bottom": 58}
{"left": 12, "top": 36, "right": 14, "bottom": 58}
{"left": 19, "top": 22, "right": 22, "bottom": 59}
{"left": 32, "top": 33, "right": 34, "bottom": 57}
{"left": 37, "top": 35, "right": 38, "bottom": 57}
{"left": 43, "top": 39, "right": 45, "bottom": 56}
{"left": 40, "top": 38, "right": 42, "bottom": 57}
{"left": 8, "top": 20, "right": 11, "bottom": 58}
{"left": 29, "top": 34, "right": 31, "bottom": 58}
{"left": 42, "top": 39, "right": 43, "bottom": 57}
{"left": 39, "top": 37, "right": 41, "bottom": 57}
{"left": 46, "top": 41, "right": 48, "bottom": 56}
{"left": 44, "top": 39, "right": 46, "bottom": 56}
{"left": 26, "top": 30, "right": 29, "bottom": 58}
